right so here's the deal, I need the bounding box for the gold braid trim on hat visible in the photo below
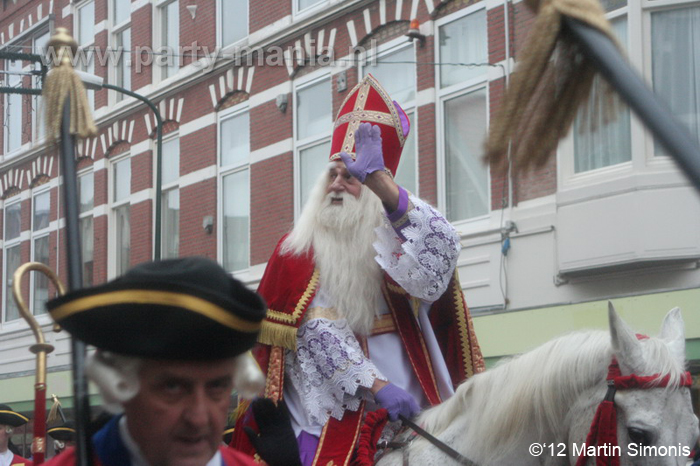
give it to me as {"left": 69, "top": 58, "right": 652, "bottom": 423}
{"left": 43, "top": 28, "right": 97, "bottom": 143}
{"left": 50, "top": 290, "right": 261, "bottom": 333}
{"left": 484, "top": 0, "right": 622, "bottom": 173}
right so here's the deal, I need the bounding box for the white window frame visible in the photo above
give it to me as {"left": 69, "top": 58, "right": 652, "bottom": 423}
{"left": 78, "top": 169, "right": 95, "bottom": 287}
{"left": 3, "top": 57, "right": 24, "bottom": 159}
{"left": 2, "top": 197, "right": 23, "bottom": 326}
{"left": 557, "top": 0, "right": 697, "bottom": 201}
{"left": 109, "top": 154, "right": 131, "bottom": 278}
{"left": 154, "top": 0, "right": 180, "bottom": 83}
{"left": 159, "top": 134, "right": 180, "bottom": 259}
{"left": 360, "top": 37, "right": 419, "bottom": 196}
{"left": 31, "top": 28, "right": 51, "bottom": 143}
{"left": 435, "top": 3, "right": 491, "bottom": 227}
{"left": 74, "top": 1, "right": 96, "bottom": 112}
{"left": 217, "top": 102, "right": 251, "bottom": 273}
{"left": 30, "top": 187, "right": 51, "bottom": 316}
{"left": 110, "top": 0, "right": 132, "bottom": 104}
{"left": 294, "top": 0, "right": 328, "bottom": 19}
{"left": 293, "top": 70, "right": 332, "bottom": 218}
{"left": 217, "top": 0, "right": 249, "bottom": 50}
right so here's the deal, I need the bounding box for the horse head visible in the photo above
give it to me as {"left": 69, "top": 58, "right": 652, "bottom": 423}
{"left": 569, "top": 304, "right": 699, "bottom": 465}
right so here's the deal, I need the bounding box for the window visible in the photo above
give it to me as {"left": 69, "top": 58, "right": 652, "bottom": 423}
{"left": 4, "top": 58, "right": 23, "bottom": 156}
{"left": 79, "top": 172, "right": 94, "bottom": 286}
{"left": 112, "top": 0, "right": 131, "bottom": 101}
{"left": 158, "top": 0, "right": 179, "bottom": 79}
{"left": 573, "top": 15, "right": 630, "bottom": 172}
{"left": 161, "top": 137, "right": 180, "bottom": 259}
{"left": 436, "top": 7, "right": 489, "bottom": 222}
{"left": 218, "top": 0, "right": 247, "bottom": 47}
{"left": 295, "top": 76, "right": 332, "bottom": 211}
{"left": 77, "top": 1, "right": 95, "bottom": 47}
{"left": 112, "top": 157, "right": 131, "bottom": 276}
{"left": 76, "top": 1, "right": 96, "bottom": 111}
{"left": 3, "top": 201, "right": 21, "bottom": 322}
{"left": 33, "top": 29, "right": 51, "bottom": 141}
{"left": 363, "top": 43, "right": 418, "bottom": 194}
{"left": 651, "top": 6, "right": 700, "bottom": 157}
{"left": 561, "top": 0, "right": 700, "bottom": 188}
{"left": 31, "top": 190, "right": 50, "bottom": 314}
{"left": 296, "top": 0, "right": 325, "bottom": 15}
{"left": 219, "top": 108, "right": 249, "bottom": 272}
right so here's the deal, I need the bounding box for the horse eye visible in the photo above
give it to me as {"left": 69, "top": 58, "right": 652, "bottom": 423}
{"left": 627, "top": 427, "right": 651, "bottom": 446}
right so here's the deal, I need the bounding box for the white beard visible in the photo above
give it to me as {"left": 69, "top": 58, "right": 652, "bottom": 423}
{"left": 282, "top": 169, "right": 384, "bottom": 336}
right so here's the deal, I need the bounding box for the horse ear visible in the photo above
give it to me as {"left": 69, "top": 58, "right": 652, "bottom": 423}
{"left": 658, "top": 307, "right": 686, "bottom": 366}
{"left": 608, "top": 302, "right": 644, "bottom": 374}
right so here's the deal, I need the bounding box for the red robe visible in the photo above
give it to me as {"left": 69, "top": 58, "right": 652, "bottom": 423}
{"left": 42, "top": 445, "right": 257, "bottom": 466}
{"left": 10, "top": 454, "right": 33, "bottom": 466}
{"left": 232, "top": 236, "right": 484, "bottom": 465}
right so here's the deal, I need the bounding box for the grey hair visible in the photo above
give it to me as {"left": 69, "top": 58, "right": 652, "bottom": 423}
{"left": 86, "top": 350, "right": 265, "bottom": 411}
{"left": 85, "top": 351, "right": 142, "bottom": 414}
{"left": 3, "top": 426, "right": 12, "bottom": 435}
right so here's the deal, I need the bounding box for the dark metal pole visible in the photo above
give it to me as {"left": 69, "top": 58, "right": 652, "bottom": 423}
{"left": 562, "top": 17, "right": 700, "bottom": 192}
{"left": 59, "top": 97, "right": 94, "bottom": 466}
{"left": 102, "top": 83, "right": 163, "bottom": 260}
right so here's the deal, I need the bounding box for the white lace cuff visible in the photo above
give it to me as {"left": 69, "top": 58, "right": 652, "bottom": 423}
{"left": 374, "top": 195, "right": 461, "bottom": 302}
{"left": 285, "top": 318, "right": 386, "bottom": 425}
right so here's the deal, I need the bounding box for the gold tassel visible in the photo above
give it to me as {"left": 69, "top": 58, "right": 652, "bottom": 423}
{"left": 258, "top": 321, "right": 298, "bottom": 351}
{"left": 484, "top": 0, "right": 623, "bottom": 174}
{"left": 43, "top": 28, "right": 97, "bottom": 143}
{"left": 47, "top": 394, "right": 62, "bottom": 425}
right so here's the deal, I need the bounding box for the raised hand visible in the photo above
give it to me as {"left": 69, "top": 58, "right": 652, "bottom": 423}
{"left": 339, "top": 122, "right": 384, "bottom": 183}
{"left": 243, "top": 398, "right": 302, "bottom": 466}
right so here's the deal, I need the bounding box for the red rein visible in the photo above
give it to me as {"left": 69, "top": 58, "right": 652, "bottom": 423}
{"left": 575, "top": 354, "right": 692, "bottom": 466}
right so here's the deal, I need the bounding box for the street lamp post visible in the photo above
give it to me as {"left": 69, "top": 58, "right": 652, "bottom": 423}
{"left": 77, "top": 71, "right": 164, "bottom": 260}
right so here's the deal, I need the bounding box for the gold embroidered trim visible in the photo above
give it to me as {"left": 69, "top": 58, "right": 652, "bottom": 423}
{"left": 259, "top": 321, "right": 298, "bottom": 350}
{"left": 390, "top": 199, "right": 416, "bottom": 229}
{"left": 264, "top": 346, "right": 284, "bottom": 401}
{"left": 452, "top": 270, "right": 476, "bottom": 378}
{"left": 266, "top": 269, "right": 320, "bottom": 324}
{"left": 341, "top": 80, "right": 372, "bottom": 154}
{"left": 304, "top": 307, "right": 340, "bottom": 323}
{"left": 371, "top": 314, "right": 396, "bottom": 335}
{"left": 385, "top": 281, "right": 407, "bottom": 295}
{"left": 334, "top": 110, "right": 394, "bottom": 128}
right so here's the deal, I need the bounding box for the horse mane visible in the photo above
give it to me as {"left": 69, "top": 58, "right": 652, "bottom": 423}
{"left": 417, "top": 327, "right": 687, "bottom": 458}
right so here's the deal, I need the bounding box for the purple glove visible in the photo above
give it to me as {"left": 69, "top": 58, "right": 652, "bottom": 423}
{"left": 339, "top": 122, "right": 384, "bottom": 183}
{"left": 374, "top": 382, "right": 421, "bottom": 421}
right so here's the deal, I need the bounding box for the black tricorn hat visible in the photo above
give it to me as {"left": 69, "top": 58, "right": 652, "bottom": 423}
{"left": 222, "top": 424, "right": 235, "bottom": 445}
{"left": 47, "top": 257, "right": 266, "bottom": 360}
{"left": 47, "top": 421, "right": 76, "bottom": 441}
{"left": 0, "top": 404, "right": 29, "bottom": 427}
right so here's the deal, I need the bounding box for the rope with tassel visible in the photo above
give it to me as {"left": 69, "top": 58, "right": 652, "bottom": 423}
{"left": 42, "top": 27, "right": 97, "bottom": 142}
{"left": 484, "top": 0, "right": 624, "bottom": 173}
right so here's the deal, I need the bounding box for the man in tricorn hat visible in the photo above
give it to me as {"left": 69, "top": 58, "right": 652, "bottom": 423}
{"left": 231, "top": 74, "right": 484, "bottom": 465}
{"left": 47, "top": 421, "right": 76, "bottom": 456}
{"left": 0, "top": 404, "right": 33, "bottom": 466}
{"left": 43, "top": 257, "right": 291, "bottom": 466}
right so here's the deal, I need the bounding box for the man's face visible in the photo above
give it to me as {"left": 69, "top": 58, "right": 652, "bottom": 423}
{"left": 123, "top": 358, "right": 237, "bottom": 466}
{"left": 325, "top": 163, "right": 362, "bottom": 201}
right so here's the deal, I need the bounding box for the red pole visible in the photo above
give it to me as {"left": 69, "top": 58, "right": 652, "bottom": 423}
{"left": 32, "top": 384, "right": 47, "bottom": 465}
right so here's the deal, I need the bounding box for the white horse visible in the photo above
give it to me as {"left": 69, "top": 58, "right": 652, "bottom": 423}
{"left": 375, "top": 304, "right": 699, "bottom": 465}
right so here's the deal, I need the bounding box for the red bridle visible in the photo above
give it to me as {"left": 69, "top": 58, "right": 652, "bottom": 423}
{"left": 576, "top": 341, "right": 693, "bottom": 466}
